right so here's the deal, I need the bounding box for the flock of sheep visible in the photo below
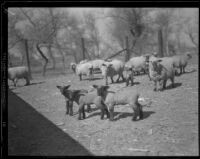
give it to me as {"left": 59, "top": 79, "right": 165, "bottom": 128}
{"left": 8, "top": 52, "right": 192, "bottom": 121}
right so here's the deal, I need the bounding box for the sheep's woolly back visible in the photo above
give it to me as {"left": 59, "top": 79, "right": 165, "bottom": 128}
{"left": 76, "top": 62, "right": 93, "bottom": 75}
{"left": 90, "top": 59, "right": 104, "bottom": 69}
{"left": 8, "top": 66, "right": 29, "bottom": 80}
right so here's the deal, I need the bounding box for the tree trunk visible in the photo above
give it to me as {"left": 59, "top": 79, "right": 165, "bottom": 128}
{"left": 125, "top": 36, "right": 130, "bottom": 62}
{"left": 48, "top": 44, "right": 56, "bottom": 69}
{"left": 158, "top": 28, "right": 164, "bottom": 58}
{"left": 81, "top": 38, "right": 86, "bottom": 60}
{"left": 24, "top": 39, "right": 32, "bottom": 79}
{"left": 36, "top": 43, "right": 49, "bottom": 76}
{"left": 8, "top": 52, "right": 12, "bottom": 67}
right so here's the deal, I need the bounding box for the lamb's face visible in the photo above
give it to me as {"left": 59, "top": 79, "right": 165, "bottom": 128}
{"left": 93, "top": 85, "right": 109, "bottom": 97}
{"left": 70, "top": 63, "right": 76, "bottom": 73}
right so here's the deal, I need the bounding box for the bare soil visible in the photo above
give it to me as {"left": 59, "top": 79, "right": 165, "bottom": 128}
{"left": 8, "top": 59, "right": 198, "bottom": 156}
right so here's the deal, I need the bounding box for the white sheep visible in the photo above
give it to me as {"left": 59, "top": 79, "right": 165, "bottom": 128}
{"left": 170, "top": 52, "right": 192, "bottom": 75}
{"left": 100, "top": 59, "right": 125, "bottom": 85}
{"left": 101, "top": 88, "right": 143, "bottom": 121}
{"left": 126, "top": 55, "right": 149, "bottom": 75}
{"left": 75, "top": 62, "right": 94, "bottom": 81}
{"left": 8, "top": 66, "right": 30, "bottom": 87}
{"left": 148, "top": 58, "right": 175, "bottom": 91}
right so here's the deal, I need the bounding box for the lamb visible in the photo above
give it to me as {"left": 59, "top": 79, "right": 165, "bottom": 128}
{"left": 148, "top": 58, "right": 175, "bottom": 91}
{"left": 100, "top": 59, "right": 125, "bottom": 85}
{"left": 170, "top": 52, "right": 192, "bottom": 75}
{"left": 64, "top": 85, "right": 110, "bottom": 120}
{"left": 98, "top": 87, "right": 143, "bottom": 121}
{"left": 8, "top": 66, "right": 30, "bottom": 87}
{"left": 56, "top": 85, "right": 90, "bottom": 116}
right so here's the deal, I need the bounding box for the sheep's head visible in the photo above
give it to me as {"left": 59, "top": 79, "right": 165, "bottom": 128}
{"left": 93, "top": 85, "right": 109, "bottom": 97}
{"left": 149, "top": 59, "right": 162, "bottom": 72}
{"left": 70, "top": 63, "right": 77, "bottom": 73}
{"left": 101, "top": 62, "right": 111, "bottom": 76}
{"left": 57, "top": 85, "right": 70, "bottom": 95}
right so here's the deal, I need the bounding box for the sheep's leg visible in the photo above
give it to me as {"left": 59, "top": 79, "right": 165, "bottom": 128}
{"left": 153, "top": 81, "right": 157, "bottom": 91}
{"left": 66, "top": 100, "right": 69, "bottom": 115}
{"left": 86, "top": 104, "right": 91, "bottom": 113}
{"left": 116, "top": 75, "right": 120, "bottom": 82}
{"left": 110, "top": 77, "right": 114, "bottom": 83}
{"left": 79, "top": 74, "right": 82, "bottom": 81}
{"left": 14, "top": 79, "right": 17, "bottom": 87}
{"left": 170, "top": 77, "right": 175, "bottom": 88}
{"left": 132, "top": 104, "right": 140, "bottom": 121}
{"left": 163, "top": 80, "right": 167, "bottom": 89}
{"left": 108, "top": 106, "right": 114, "bottom": 121}
{"left": 104, "top": 107, "right": 110, "bottom": 119}
{"left": 100, "top": 108, "right": 105, "bottom": 120}
{"left": 105, "top": 76, "right": 108, "bottom": 85}
{"left": 139, "top": 105, "right": 143, "bottom": 120}
{"left": 126, "top": 78, "right": 129, "bottom": 86}
{"left": 69, "top": 101, "right": 73, "bottom": 116}
{"left": 121, "top": 74, "right": 125, "bottom": 81}
{"left": 183, "top": 66, "right": 186, "bottom": 73}
{"left": 82, "top": 105, "right": 86, "bottom": 119}
{"left": 78, "top": 104, "right": 84, "bottom": 120}
{"left": 25, "top": 76, "right": 30, "bottom": 85}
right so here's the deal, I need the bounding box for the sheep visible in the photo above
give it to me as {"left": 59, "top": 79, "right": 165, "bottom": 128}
{"left": 70, "top": 62, "right": 77, "bottom": 73}
{"left": 90, "top": 59, "right": 104, "bottom": 73}
{"left": 56, "top": 85, "right": 90, "bottom": 116}
{"left": 170, "top": 52, "right": 192, "bottom": 75}
{"left": 124, "top": 63, "right": 134, "bottom": 86}
{"left": 63, "top": 85, "right": 110, "bottom": 120}
{"left": 100, "top": 59, "right": 125, "bottom": 85}
{"left": 148, "top": 58, "right": 175, "bottom": 91}
{"left": 98, "top": 87, "right": 143, "bottom": 121}
{"left": 75, "top": 62, "right": 94, "bottom": 81}
{"left": 126, "top": 55, "right": 149, "bottom": 76}
{"left": 8, "top": 66, "right": 30, "bottom": 87}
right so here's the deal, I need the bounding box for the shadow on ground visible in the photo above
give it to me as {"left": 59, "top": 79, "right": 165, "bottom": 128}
{"left": 86, "top": 110, "right": 155, "bottom": 121}
{"left": 8, "top": 90, "right": 92, "bottom": 156}
{"left": 165, "top": 82, "right": 182, "bottom": 90}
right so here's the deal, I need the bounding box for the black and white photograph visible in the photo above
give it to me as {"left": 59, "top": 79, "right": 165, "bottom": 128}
{"left": 4, "top": 4, "right": 199, "bottom": 156}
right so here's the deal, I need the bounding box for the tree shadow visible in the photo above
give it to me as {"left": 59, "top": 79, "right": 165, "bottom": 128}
{"left": 165, "top": 82, "right": 182, "bottom": 90}
{"left": 8, "top": 90, "right": 92, "bottom": 156}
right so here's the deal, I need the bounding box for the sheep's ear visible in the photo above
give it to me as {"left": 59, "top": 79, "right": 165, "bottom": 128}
{"left": 56, "top": 85, "right": 62, "bottom": 90}
{"left": 104, "top": 86, "right": 109, "bottom": 90}
{"left": 92, "top": 85, "right": 98, "bottom": 89}
{"left": 108, "top": 64, "right": 113, "bottom": 67}
{"left": 64, "top": 85, "right": 71, "bottom": 90}
{"left": 157, "top": 59, "right": 162, "bottom": 63}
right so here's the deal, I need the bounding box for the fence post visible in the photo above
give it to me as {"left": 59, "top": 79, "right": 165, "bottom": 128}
{"left": 158, "top": 28, "right": 164, "bottom": 57}
{"left": 24, "top": 39, "right": 32, "bottom": 79}
{"left": 81, "top": 38, "right": 86, "bottom": 60}
{"left": 125, "top": 36, "right": 130, "bottom": 62}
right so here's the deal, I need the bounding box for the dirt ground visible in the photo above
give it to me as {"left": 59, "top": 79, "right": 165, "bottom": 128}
{"left": 8, "top": 58, "right": 198, "bottom": 156}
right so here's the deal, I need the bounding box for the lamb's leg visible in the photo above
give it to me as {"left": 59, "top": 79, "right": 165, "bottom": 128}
{"left": 105, "top": 107, "right": 110, "bottom": 119}
{"left": 139, "top": 104, "right": 143, "bottom": 119}
{"left": 153, "top": 81, "right": 157, "bottom": 91}
{"left": 86, "top": 104, "right": 91, "bottom": 113}
{"left": 121, "top": 74, "right": 125, "bottom": 81}
{"left": 66, "top": 100, "right": 69, "bottom": 115}
{"left": 132, "top": 104, "right": 140, "bottom": 121}
{"left": 79, "top": 74, "right": 82, "bottom": 81}
{"left": 82, "top": 105, "right": 86, "bottom": 119}
{"left": 170, "top": 77, "right": 174, "bottom": 88}
{"left": 14, "top": 79, "right": 17, "bottom": 87}
{"left": 108, "top": 106, "right": 114, "bottom": 121}
{"left": 116, "top": 74, "right": 120, "bottom": 82}
{"left": 78, "top": 104, "right": 84, "bottom": 120}
{"left": 100, "top": 108, "right": 105, "bottom": 120}
{"left": 69, "top": 101, "right": 73, "bottom": 116}
{"left": 25, "top": 76, "right": 30, "bottom": 85}
{"left": 110, "top": 77, "right": 114, "bottom": 83}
